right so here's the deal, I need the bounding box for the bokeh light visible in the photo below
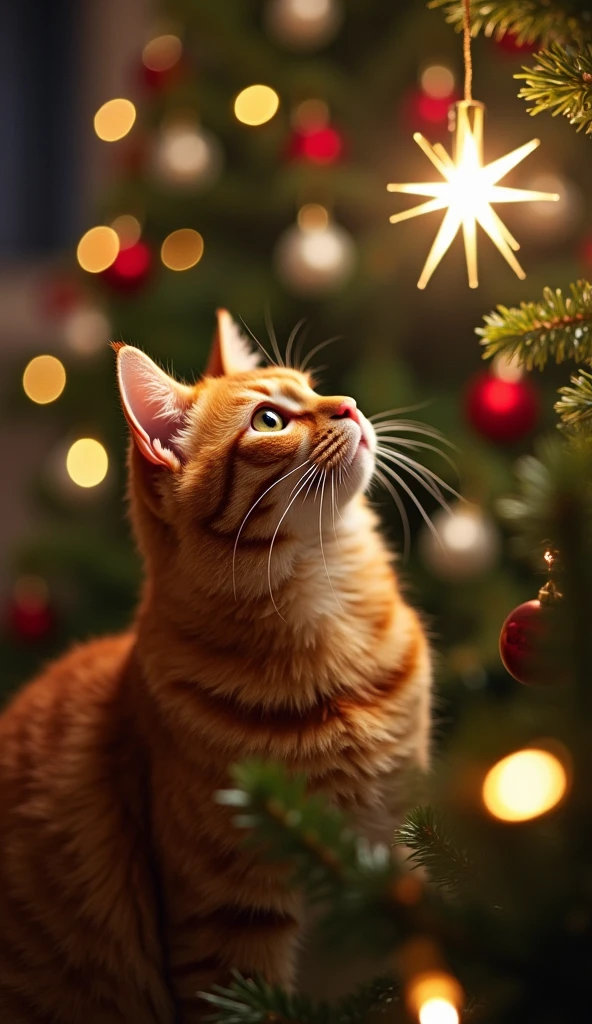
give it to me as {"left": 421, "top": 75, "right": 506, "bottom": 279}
{"left": 292, "top": 98, "right": 329, "bottom": 129}
{"left": 142, "top": 33, "right": 182, "bottom": 71}
{"left": 297, "top": 203, "right": 329, "bottom": 230}
{"left": 66, "top": 439, "right": 109, "bottom": 489}
{"left": 161, "top": 229, "right": 204, "bottom": 270}
{"left": 420, "top": 64, "right": 455, "bottom": 99}
{"left": 492, "top": 351, "right": 524, "bottom": 383}
{"left": 77, "top": 226, "right": 120, "bottom": 273}
{"left": 419, "top": 998, "right": 459, "bottom": 1024}
{"left": 483, "top": 748, "right": 568, "bottom": 822}
{"left": 64, "top": 306, "right": 111, "bottom": 357}
{"left": 23, "top": 355, "right": 66, "bottom": 405}
{"left": 111, "top": 214, "right": 142, "bottom": 247}
{"left": 234, "top": 84, "right": 280, "bottom": 125}
{"left": 94, "top": 98, "right": 136, "bottom": 142}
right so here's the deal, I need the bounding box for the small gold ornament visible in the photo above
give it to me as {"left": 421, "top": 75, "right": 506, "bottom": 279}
{"left": 388, "top": 1, "right": 559, "bottom": 289}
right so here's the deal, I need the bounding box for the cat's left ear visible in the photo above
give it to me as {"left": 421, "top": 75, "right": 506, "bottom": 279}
{"left": 205, "top": 309, "right": 261, "bottom": 377}
{"left": 115, "top": 344, "right": 194, "bottom": 470}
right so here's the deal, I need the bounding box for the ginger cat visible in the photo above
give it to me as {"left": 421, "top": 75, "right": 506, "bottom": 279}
{"left": 0, "top": 311, "right": 431, "bottom": 1022}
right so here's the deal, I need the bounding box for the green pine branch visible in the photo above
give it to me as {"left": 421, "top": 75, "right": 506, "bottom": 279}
{"left": 476, "top": 281, "right": 592, "bottom": 370}
{"left": 516, "top": 44, "right": 592, "bottom": 133}
{"left": 200, "top": 970, "right": 399, "bottom": 1024}
{"left": 429, "top": 0, "right": 592, "bottom": 47}
{"left": 555, "top": 370, "right": 592, "bottom": 429}
{"left": 393, "top": 806, "right": 472, "bottom": 897}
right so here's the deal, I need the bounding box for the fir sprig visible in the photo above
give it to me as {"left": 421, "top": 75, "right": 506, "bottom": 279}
{"left": 476, "top": 281, "right": 592, "bottom": 369}
{"left": 429, "top": 0, "right": 592, "bottom": 47}
{"left": 555, "top": 369, "right": 592, "bottom": 428}
{"left": 199, "top": 970, "right": 399, "bottom": 1024}
{"left": 393, "top": 806, "right": 472, "bottom": 897}
{"left": 517, "top": 44, "right": 592, "bottom": 133}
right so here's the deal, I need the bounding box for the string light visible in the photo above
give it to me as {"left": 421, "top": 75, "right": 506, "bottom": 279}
{"left": 407, "top": 971, "right": 463, "bottom": 1024}
{"left": 161, "top": 229, "right": 204, "bottom": 270}
{"left": 387, "top": 0, "right": 559, "bottom": 287}
{"left": 234, "top": 84, "right": 280, "bottom": 125}
{"left": 66, "top": 439, "right": 109, "bottom": 488}
{"left": 94, "top": 99, "right": 136, "bottom": 142}
{"left": 23, "top": 355, "right": 66, "bottom": 404}
{"left": 111, "top": 215, "right": 142, "bottom": 247}
{"left": 77, "top": 226, "right": 120, "bottom": 273}
{"left": 483, "top": 748, "right": 568, "bottom": 822}
{"left": 420, "top": 64, "right": 455, "bottom": 99}
{"left": 142, "top": 33, "right": 182, "bottom": 72}
{"left": 297, "top": 203, "right": 330, "bottom": 230}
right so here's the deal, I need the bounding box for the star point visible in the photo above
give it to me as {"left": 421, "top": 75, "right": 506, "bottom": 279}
{"left": 388, "top": 101, "right": 560, "bottom": 289}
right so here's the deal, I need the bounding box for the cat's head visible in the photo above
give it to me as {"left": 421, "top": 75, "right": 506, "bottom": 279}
{"left": 115, "top": 311, "right": 376, "bottom": 591}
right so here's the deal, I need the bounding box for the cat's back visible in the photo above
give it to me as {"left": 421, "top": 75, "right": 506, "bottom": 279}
{"left": 0, "top": 633, "right": 175, "bottom": 1023}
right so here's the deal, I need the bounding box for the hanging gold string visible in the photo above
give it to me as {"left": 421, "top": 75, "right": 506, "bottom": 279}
{"left": 463, "top": 0, "right": 473, "bottom": 102}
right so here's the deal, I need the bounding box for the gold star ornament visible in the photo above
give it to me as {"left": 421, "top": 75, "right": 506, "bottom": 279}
{"left": 387, "top": 101, "right": 560, "bottom": 289}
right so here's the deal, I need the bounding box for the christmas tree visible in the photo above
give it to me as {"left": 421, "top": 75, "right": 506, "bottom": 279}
{"left": 3, "top": 0, "right": 592, "bottom": 1019}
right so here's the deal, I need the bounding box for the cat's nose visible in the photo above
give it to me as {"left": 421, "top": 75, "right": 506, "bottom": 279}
{"left": 331, "top": 400, "right": 360, "bottom": 425}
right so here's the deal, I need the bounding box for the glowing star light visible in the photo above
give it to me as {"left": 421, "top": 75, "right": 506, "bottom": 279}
{"left": 388, "top": 101, "right": 560, "bottom": 289}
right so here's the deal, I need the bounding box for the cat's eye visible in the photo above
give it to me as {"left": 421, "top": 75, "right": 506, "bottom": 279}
{"left": 252, "top": 408, "right": 286, "bottom": 433}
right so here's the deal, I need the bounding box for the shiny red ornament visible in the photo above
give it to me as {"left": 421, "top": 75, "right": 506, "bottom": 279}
{"left": 495, "top": 32, "right": 538, "bottom": 57}
{"left": 287, "top": 125, "right": 343, "bottom": 164}
{"left": 499, "top": 598, "right": 560, "bottom": 685}
{"left": 7, "top": 595, "right": 53, "bottom": 641}
{"left": 101, "top": 241, "right": 152, "bottom": 292}
{"left": 465, "top": 372, "right": 539, "bottom": 445}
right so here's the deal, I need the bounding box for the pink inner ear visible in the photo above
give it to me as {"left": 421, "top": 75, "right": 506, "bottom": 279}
{"left": 117, "top": 347, "right": 193, "bottom": 469}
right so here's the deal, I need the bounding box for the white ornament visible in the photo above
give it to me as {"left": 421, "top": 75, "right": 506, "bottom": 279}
{"left": 274, "top": 206, "right": 355, "bottom": 295}
{"left": 265, "top": 0, "right": 342, "bottom": 51}
{"left": 420, "top": 503, "right": 500, "bottom": 581}
{"left": 151, "top": 121, "right": 223, "bottom": 190}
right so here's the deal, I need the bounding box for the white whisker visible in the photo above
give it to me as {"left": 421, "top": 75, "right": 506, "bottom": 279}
{"left": 285, "top": 318, "right": 307, "bottom": 369}
{"left": 376, "top": 447, "right": 462, "bottom": 504}
{"left": 369, "top": 401, "right": 432, "bottom": 422}
{"left": 232, "top": 459, "right": 310, "bottom": 598}
{"left": 375, "top": 436, "right": 459, "bottom": 475}
{"left": 299, "top": 335, "right": 341, "bottom": 374}
{"left": 372, "top": 466, "right": 411, "bottom": 561}
{"left": 267, "top": 465, "right": 318, "bottom": 620}
{"left": 265, "top": 307, "right": 285, "bottom": 368}
{"left": 375, "top": 457, "right": 442, "bottom": 544}
{"left": 238, "top": 316, "right": 278, "bottom": 368}
{"left": 319, "top": 471, "right": 343, "bottom": 611}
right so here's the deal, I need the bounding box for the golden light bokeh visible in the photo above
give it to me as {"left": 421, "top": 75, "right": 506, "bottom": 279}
{"left": 142, "top": 33, "right": 182, "bottom": 71}
{"left": 94, "top": 98, "right": 137, "bottom": 142}
{"left": 419, "top": 997, "right": 459, "bottom": 1024}
{"left": 407, "top": 970, "right": 463, "bottom": 1024}
{"left": 66, "top": 439, "right": 109, "bottom": 489}
{"left": 297, "top": 203, "right": 329, "bottom": 231}
{"left": 420, "top": 64, "right": 455, "bottom": 99}
{"left": 234, "top": 84, "right": 280, "bottom": 126}
{"left": 23, "top": 355, "right": 66, "bottom": 405}
{"left": 492, "top": 351, "right": 524, "bottom": 383}
{"left": 161, "top": 228, "right": 204, "bottom": 270}
{"left": 77, "top": 226, "right": 120, "bottom": 273}
{"left": 482, "top": 748, "right": 568, "bottom": 822}
{"left": 111, "top": 214, "right": 142, "bottom": 247}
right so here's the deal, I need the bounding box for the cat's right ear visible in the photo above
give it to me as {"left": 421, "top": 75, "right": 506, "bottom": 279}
{"left": 114, "top": 344, "right": 194, "bottom": 470}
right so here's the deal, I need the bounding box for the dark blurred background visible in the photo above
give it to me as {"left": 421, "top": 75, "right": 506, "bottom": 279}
{"left": 1, "top": 0, "right": 589, "bottom": 712}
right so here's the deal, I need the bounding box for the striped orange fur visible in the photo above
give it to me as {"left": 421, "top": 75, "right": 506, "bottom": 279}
{"left": 0, "top": 311, "right": 431, "bottom": 1021}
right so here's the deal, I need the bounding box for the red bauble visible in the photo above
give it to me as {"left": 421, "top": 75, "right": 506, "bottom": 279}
{"left": 287, "top": 125, "right": 343, "bottom": 164}
{"left": 402, "top": 89, "right": 460, "bottom": 132}
{"left": 101, "top": 241, "right": 152, "bottom": 292}
{"left": 465, "top": 372, "right": 539, "bottom": 445}
{"left": 499, "top": 599, "right": 560, "bottom": 685}
{"left": 495, "top": 32, "right": 538, "bottom": 57}
{"left": 7, "top": 591, "right": 53, "bottom": 641}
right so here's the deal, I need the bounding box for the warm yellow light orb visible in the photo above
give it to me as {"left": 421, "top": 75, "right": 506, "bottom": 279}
{"left": 161, "top": 229, "right": 204, "bottom": 271}
{"left": 297, "top": 203, "right": 330, "bottom": 231}
{"left": 94, "top": 98, "right": 136, "bottom": 142}
{"left": 419, "top": 998, "right": 459, "bottom": 1024}
{"left": 483, "top": 748, "right": 567, "bottom": 822}
{"left": 23, "top": 355, "right": 66, "bottom": 405}
{"left": 420, "top": 64, "right": 455, "bottom": 99}
{"left": 142, "top": 33, "right": 182, "bottom": 71}
{"left": 77, "top": 226, "right": 120, "bottom": 273}
{"left": 66, "top": 439, "right": 109, "bottom": 488}
{"left": 111, "top": 214, "right": 142, "bottom": 247}
{"left": 234, "top": 84, "right": 280, "bottom": 126}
